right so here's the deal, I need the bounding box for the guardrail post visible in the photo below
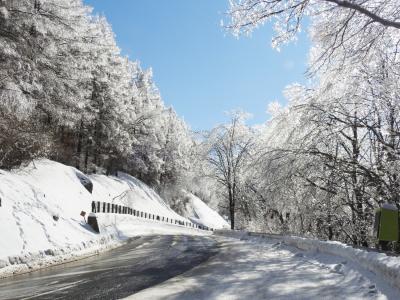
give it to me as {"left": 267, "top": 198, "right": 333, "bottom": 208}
{"left": 97, "top": 201, "right": 100, "bottom": 213}
{"left": 91, "top": 201, "right": 96, "bottom": 213}
{"left": 103, "top": 202, "right": 106, "bottom": 213}
{"left": 107, "top": 203, "right": 110, "bottom": 213}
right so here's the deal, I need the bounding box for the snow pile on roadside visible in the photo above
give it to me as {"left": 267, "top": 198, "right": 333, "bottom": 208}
{"left": 215, "top": 230, "right": 400, "bottom": 292}
{"left": 0, "top": 159, "right": 211, "bottom": 278}
{"left": 283, "top": 236, "right": 400, "bottom": 291}
{"left": 181, "top": 192, "right": 230, "bottom": 230}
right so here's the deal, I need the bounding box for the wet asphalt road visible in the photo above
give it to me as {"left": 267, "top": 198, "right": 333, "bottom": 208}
{"left": 0, "top": 235, "right": 219, "bottom": 300}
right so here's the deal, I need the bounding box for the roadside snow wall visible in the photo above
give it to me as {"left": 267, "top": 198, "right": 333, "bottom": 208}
{"left": 215, "top": 230, "right": 400, "bottom": 291}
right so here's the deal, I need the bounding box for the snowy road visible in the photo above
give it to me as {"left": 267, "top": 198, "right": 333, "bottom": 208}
{"left": 0, "top": 235, "right": 218, "bottom": 300}
{"left": 1, "top": 235, "right": 399, "bottom": 300}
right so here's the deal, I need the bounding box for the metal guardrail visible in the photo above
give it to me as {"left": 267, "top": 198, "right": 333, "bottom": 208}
{"left": 90, "top": 201, "right": 214, "bottom": 232}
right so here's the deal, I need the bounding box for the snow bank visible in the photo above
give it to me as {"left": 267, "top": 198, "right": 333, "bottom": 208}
{"left": 0, "top": 159, "right": 211, "bottom": 278}
{"left": 282, "top": 236, "right": 400, "bottom": 291}
{"left": 215, "top": 230, "right": 400, "bottom": 291}
{"left": 182, "top": 192, "right": 230, "bottom": 230}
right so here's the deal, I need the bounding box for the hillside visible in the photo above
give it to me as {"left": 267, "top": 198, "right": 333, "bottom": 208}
{"left": 182, "top": 192, "right": 230, "bottom": 230}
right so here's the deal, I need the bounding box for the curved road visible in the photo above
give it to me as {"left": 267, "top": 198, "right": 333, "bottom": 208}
{"left": 0, "top": 235, "right": 219, "bottom": 300}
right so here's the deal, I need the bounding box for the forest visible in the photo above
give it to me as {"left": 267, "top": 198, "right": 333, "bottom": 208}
{"left": 1, "top": 0, "right": 400, "bottom": 249}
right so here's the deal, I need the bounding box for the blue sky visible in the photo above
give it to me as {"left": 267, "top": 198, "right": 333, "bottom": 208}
{"left": 84, "top": 0, "right": 310, "bottom": 130}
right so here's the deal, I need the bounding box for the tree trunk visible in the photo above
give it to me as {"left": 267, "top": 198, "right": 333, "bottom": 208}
{"left": 76, "top": 120, "right": 84, "bottom": 170}
{"left": 229, "top": 187, "right": 235, "bottom": 230}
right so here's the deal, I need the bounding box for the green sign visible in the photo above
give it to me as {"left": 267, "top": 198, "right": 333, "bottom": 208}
{"left": 378, "top": 207, "right": 399, "bottom": 242}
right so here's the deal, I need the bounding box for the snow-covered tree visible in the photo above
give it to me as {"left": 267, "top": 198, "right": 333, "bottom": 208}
{"left": 204, "top": 111, "right": 254, "bottom": 229}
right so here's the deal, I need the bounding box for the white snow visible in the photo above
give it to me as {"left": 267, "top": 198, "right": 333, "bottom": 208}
{"left": 0, "top": 7, "right": 9, "bottom": 20}
{"left": 126, "top": 234, "right": 400, "bottom": 300}
{"left": 182, "top": 191, "right": 230, "bottom": 230}
{"left": 228, "top": 231, "right": 400, "bottom": 292}
{"left": 0, "top": 159, "right": 213, "bottom": 278}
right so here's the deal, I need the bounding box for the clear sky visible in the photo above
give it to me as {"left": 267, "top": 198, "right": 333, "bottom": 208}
{"left": 83, "top": 0, "right": 310, "bottom": 130}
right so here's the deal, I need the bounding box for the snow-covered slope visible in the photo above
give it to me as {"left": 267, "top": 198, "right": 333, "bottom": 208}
{"left": 0, "top": 160, "right": 212, "bottom": 277}
{"left": 0, "top": 160, "right": 93, "bottom": 260}
{"left": 182, "top": 192, "right": 230, "bottom": 230}
{"left": 90, "top": 172, "right": 186, "bottom": 221}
